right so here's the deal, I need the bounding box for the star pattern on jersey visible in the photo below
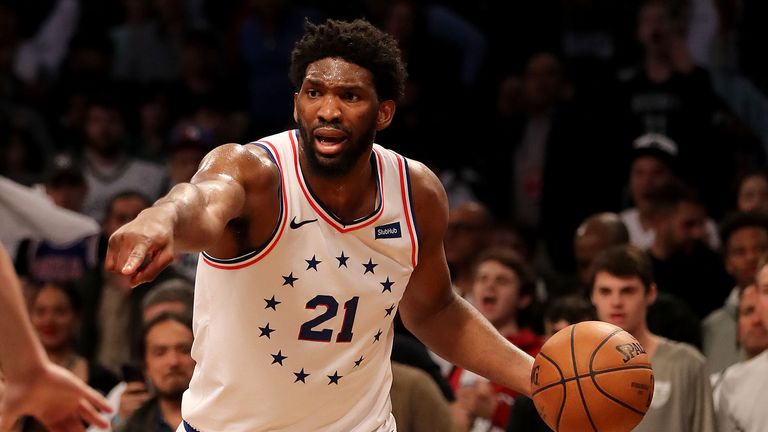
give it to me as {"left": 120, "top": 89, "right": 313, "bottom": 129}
{"left": 264, "top": 296, "right": 281, "bottom": 310}
{"left": 336, "top": 251, "right": 349, "bottom": 268}
{"left": 327, "top": 371, "right": 343, "bottom": 385}
{"left": 294, "top": 368, "right": 310, "bottom": 383}
{"left": 271, "top": 350, "right": 287, "bottom": 366}
{"left": 385, "top": 304, "right": 396, "bottom": 317}
{"left": 380, "top": 277, "right": 394, "bottom": 293}
{"left": 305, "top": 255, "right": 322, "bottom": 271}
{"left": 259, "top": 323, "right": 275, "bottom": 339}
{"left": 282, "top": 272, "right": 298, "bottom": 287}
{"left": 262, "top": 248, "right": 402, "bottom": 389}
{"left": 363, "top": 258, "right": 378, "bottom": 274}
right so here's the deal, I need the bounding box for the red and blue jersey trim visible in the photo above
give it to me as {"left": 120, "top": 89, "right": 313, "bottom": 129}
{"left": 393, "top": 152, "right": 419, "bottom": 268}
{"left": 289, "top": 130, "right": 385, "bottom": 233}
{"left": 202, "top": 140, "right": 288, "bottom": 269}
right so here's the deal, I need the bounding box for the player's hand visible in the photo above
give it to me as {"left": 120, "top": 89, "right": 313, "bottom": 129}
{"left": 0, "top": 362, "right": 111, "bottom": 432}
{"left": 117, "top": 382, "right": 150, "bottom": 423}
{"left": 105, "top": 208, "right": 176, "bottom": 287}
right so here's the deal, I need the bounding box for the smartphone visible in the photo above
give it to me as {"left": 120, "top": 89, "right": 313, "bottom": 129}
{"left": 121, "top": 363, "right": 146, "bottom": 383}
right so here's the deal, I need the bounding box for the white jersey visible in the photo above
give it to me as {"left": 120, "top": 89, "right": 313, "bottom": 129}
{"left": 182, "top": 130, "right": 419, "bottom": 432}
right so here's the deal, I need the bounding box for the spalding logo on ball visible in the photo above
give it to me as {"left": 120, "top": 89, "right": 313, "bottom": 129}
{"left": 531, "top": 321, "right": 654, "bottom": 432}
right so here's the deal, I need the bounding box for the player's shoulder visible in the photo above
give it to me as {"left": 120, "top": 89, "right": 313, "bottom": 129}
{"left": 192, "top": 141, "right": 280, "bottom": 192}
{"left": 400, "top": 158, "right": 447, "bottom": 206}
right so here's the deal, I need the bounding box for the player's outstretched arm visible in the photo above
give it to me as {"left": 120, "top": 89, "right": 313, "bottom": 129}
{"left": 0, "top": 246, "right": 111, "bottom": 432}
{"left": 106, "top": 144, "right": 277, "bottom": 285}
{"left": 398, "top": 162, "right": 534, "bottom": 396}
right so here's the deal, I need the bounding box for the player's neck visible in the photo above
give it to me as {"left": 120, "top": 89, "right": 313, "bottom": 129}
{"left": 300, "top": 152, "right": 378, "bottom": 223}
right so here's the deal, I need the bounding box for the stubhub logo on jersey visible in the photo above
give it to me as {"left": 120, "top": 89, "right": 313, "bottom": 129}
{"left": 375, "top": 222, "right": 402, "bottom": 239}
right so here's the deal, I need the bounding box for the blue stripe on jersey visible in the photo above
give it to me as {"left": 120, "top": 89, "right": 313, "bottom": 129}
{"left": 402, "top": 157, "right": 420, "bottom": 248}
{"left": 201, "top": 142, "right": 284, "bottom": 265}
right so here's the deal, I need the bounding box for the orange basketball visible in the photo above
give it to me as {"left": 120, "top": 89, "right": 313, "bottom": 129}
{"left": 531, "top": 321, "right": 654, "bottom": 432}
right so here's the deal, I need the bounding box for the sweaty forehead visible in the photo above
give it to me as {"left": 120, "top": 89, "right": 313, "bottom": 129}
{"left": 304, "top": 57, "right": 374, "bottom": 88}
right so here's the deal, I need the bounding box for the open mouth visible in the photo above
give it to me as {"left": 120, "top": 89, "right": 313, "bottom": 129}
{"left": 313, "top": 127, "right": 348, "bottom": 155}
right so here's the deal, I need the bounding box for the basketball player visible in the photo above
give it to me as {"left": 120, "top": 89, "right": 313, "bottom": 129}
{"left": 106, "top": 19, "right": 534, "bottom": 431}
{"left": 589, "top": 245, "right": 715, "bottom": 432}
{"left": 0, "top": 246, "right": 111, "bottom": 432}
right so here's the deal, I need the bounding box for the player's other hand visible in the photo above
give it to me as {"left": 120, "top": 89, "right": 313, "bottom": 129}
{"left": 105, "top": 208, "right": 175, "bottom": 287}
{"left": 0, "top": 363, "right": 112, "bottom": 432}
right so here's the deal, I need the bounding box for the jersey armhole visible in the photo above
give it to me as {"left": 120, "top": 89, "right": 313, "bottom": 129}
{"left": 201, "top": 141, "right": 288, "bottom": 269}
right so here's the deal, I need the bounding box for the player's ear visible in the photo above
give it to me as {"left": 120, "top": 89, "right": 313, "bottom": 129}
{"left": 293, "top": 93, "right": 299, "bottom": 123}
{"left": 375, "top": 100, "right": 395, "bottom": 131}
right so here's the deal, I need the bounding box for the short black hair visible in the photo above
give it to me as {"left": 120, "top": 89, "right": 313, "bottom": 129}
{"left": 720, "top": 211, "right": 768, "bottom": 250}
{"left": 290, "top": 19, "right": 407, "bottom": 103}
{"left": 590, "top": 245, "right": 655, "bottom": 292}
{"left": 544, "top": 295, "right": 596, "bottom": 324}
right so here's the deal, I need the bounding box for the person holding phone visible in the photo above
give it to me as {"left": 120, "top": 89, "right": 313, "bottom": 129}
{"left": 119, "top": 313, "right": 195, "bottom": 432}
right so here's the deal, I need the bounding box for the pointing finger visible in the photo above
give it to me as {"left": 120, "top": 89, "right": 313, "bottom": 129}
{"left": 129, "top": 247, "right": 174, "bottom": 286}
{"left": 122, "top": 243, "right": 149, "bottom": 275}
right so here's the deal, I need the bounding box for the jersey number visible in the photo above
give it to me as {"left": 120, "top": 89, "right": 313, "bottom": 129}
{"left": 298, "top": 295, "right": 359, "bottom": 343}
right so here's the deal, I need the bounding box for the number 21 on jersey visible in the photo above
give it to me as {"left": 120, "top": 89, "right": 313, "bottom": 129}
{"left": 298, "top": 295, "right": 359, "bottom": 343}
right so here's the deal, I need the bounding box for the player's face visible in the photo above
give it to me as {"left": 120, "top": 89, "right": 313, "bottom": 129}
{"left": 725, "top": 227, "right": 768, "bottom": 288}
{"left": 294, "top": 57, "right": 394, "bottom": 178}
{"left": 756, "top": 265, "right": 768, "bottom": 331}
{"left": 738, "top": 284, "right": 768, "bottom": 358}
{"left": 472, "top": 260, "right": 526, "bottom": 330}
{"left": 144, "top": 320, "right": 195, "bottom": 399}
{"left": 30, "top": 285, "right": 78, "bottom": 352}
{"left": 591, "top": 272, "right": 656, "bottom": 335}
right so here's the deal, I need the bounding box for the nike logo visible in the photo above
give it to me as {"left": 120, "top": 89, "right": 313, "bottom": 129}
{"left": 290, "top": 217, "right": 318, "bottom": 229}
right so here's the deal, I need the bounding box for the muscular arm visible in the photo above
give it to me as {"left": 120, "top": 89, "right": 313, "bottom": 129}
{"left": 398, "top": 162, "right": 534, "bottom": 396}
{"left": 106, "top": 144, "right": 279, "bottom": 285}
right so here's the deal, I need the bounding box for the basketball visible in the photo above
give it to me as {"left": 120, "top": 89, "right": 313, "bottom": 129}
{"left": 531, "top": 321, "right": 654, "bottom": 432}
